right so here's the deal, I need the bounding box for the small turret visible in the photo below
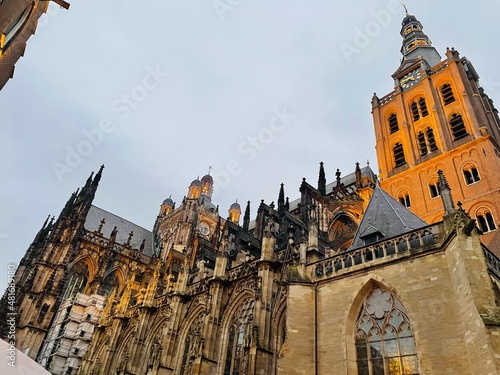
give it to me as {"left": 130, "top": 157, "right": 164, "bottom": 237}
{"left": 188, "top": 178, "right": 202, "bottom": 199}
{"left": 228, "top": 200, "right": 241, "bottom": 224}
{"left": 160, "top": 195, "right": 175, "bottom": 216}
{"left": 200, "top": 170, "right": 214, "bottom": 201}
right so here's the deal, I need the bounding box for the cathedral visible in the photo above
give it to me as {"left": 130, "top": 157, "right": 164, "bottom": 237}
{"left": 2, "top": 11, "right": 500, "bottom": 375}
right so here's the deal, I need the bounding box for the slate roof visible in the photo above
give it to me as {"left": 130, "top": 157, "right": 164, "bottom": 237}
{"left": 350, "top": 184, "right": 428, "bottom": 250}
{"left": 84, "top": 205, "right": 153, "bottom": 256}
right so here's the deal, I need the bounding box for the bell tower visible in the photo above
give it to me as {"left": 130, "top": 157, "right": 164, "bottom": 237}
{"left": 372, "top": 11, "right": 500, "bottom": 253}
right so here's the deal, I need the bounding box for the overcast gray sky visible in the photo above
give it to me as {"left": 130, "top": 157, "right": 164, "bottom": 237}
{"left": 1, "top": 0, "right": 500, "bottom": 293}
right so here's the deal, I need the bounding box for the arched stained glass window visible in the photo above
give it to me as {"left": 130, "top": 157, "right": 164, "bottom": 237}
{"left": 224, "top": 298, "right": 255, "bottom": 375}
{"left": 355, "top": 287, "right": 419, "bottom": 375}
{"left": 179, "top": 313, "right": 205, "bottom": 375}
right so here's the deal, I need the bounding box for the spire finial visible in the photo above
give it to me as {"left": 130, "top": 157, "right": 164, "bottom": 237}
{"left": 208, "top": 165, "right": 212, "bottom": 175}
{"left": 402, "top": 2, "right": 409, "bottom": 16}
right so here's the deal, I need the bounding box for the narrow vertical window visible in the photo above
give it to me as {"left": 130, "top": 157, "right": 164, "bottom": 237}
{"left": 355, "top": 287, "right": 419, "bottom": 375}
{"left": 393, "top": 143, "right": 406, "bottom": 167}
{"left": 224, "top": 298, "right": 255, "bottom": 375}
{"left": 449, "top": 114, "right": 468, "bottom": 140}
{"left": 441, "top": 84, "right": 455, "bottom": 105}
{"left": 179, "top": 314, "right": 204, "bottom": 375}
{"left": 389, "top": 113, "right": 399, "bottom": 134}
{"left": 429, "top": 182, "right": 440, "bottom": 198}
{"left": 417, "top": 132, "right": 427, "bottom": 156}
{"left": 418, "top": 97, "right": 429, "bottom": 117}
{"left": 410, "top": 102, "right": 420, "bottom": 122}
{"left": 426, "top": 128, "right": 438, "bottom": 151}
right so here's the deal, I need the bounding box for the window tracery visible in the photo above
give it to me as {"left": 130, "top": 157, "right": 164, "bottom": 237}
{"left": 180, "top": 314, "right": 205, "bottom": 375}
{"left": 224, "top": 297, "right": 255, "bottom": 375}
{"left": 355, "top": 287, "right": 419, "bottom": 375}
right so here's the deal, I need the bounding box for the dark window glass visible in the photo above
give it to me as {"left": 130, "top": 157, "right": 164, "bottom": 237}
{"left": 393, "top": 143, "right": 406, "bottom": 167}
{"left": 429, "top": 183, "right": 440, "bottom": 198}
{"left": 419, "top": 97, "right": 429, "bottom": 117}
{"left": 389, "top": 113, "right": 399, "bottom": 134}
{"left": 486, "top": 213, "right": 497, "bottom": 231}
{"left": 426, "top": 128, "right": 438, "bottom": 151}
{"left": 410, "top": 101, "right": 420, "bottom": 121}
{"left": 441, "top": 83, "right": 455, "bottom": 105}
{"left": 417, "top": 132, "right": 427, "bottom": 155}
{"left": 450, "top": 114, "right": 468, "bottom": 140}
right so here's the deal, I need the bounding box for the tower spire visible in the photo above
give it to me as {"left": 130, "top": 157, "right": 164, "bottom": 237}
{"left": 318, "top": 161, "right": 326, "bottom": 195}
{"left": 278, "top": 183, "right": 285, "bottom": 213}
{"left": 437, "top": 170, "right": 456, "bottom": 216}
{"left": 397, "top": 12, "right": 441, "bottom": 68}
{"left": 243, "top": 201, "right": 251, "bottom": 232}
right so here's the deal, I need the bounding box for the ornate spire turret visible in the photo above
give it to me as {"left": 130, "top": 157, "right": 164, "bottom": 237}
{"left": 398, "top": 12, "right": 441, "bottom": 67}
{"left": 243, "top": 201, "right": 251, "bottom": 232}
{"left": 437, "top": 170, "right": 455, "bottom": 216}
{"left": 278, "top": 183, "right": 285, "bottom": 213}
{"left": 318, "top": 161, "right": 326, "bottom": 195}
{"left": 200, "top": 166, "right": 214, "bottom": 201}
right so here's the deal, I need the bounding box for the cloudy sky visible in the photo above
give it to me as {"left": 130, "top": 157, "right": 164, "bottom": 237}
{"left": 1, "top": 0, "right": 499, "bottom": 293}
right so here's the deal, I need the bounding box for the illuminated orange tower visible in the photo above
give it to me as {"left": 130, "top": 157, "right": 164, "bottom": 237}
{"left": 372, "top": 12, "right": 500, "bottom": 253}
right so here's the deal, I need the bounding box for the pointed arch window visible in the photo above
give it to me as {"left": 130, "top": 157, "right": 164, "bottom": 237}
{"left": 441, "top": 84, "right": 455, "bottom": 105}
{"left": 417, "top": 132, "right": 427, "bottom": 156}
{"left": 449, "top": 114, "right": 468, "bottom": 140}
{"left": 398, "top": 193, "right": 411, "bottom": 208}
{"left": 409, "top": 97, "right": 429, "bottom": 122}
{"left": 388, "top": 113, "right": 399, "bottom": 134}
{"left": 355, "top": 287, "right": 419, "bottom": 375}
{"left": 180, "top": 314, "right": 204, "bottom": 374}
{"left": 224, "top": 298, "right": 255, "bottom": 375}
{"left": 463, "top": 164, "right": 480, "bottom": 185}
{"left": 393, "top": 143, "right": 406, "bottom": 167}
{"left": 417, "top": 128, "right": 438, "bottom": 156}
{"left": 476, "top": 209, "right": 496, "bottom": 233}
{"left": 426, "top": 128, "right": 438, "bottom": 151}
{"left": 429, "top": 179, "right": 440, "bottom": 199}
{"left": 62, "top": 260, "right": 89, "bottom": 300}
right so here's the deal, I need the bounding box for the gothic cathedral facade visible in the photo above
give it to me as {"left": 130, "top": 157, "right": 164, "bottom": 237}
{"left": 2, "top": 12, "right": 500, "bottom": 375}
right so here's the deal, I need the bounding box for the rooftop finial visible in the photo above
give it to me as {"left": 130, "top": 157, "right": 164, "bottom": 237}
{"left": 207, "top": 165, "right": 212, "bottom": 175}
{"left": 402, "top": 2, "right": 409, "bottom": 16}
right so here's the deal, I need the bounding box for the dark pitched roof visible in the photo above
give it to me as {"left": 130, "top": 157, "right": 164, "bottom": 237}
{"left": 350, "top": 184, "right": 427, "bottom": 250}
{"left": 84, "top": 205, "right": 153, "bottom": 256}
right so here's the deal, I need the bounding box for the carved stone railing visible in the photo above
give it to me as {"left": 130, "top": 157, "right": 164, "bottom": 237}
{"left": 311, "top": 225, "right": 441, "bottom": 279}
{"left": 429, "top": 59, "right": 449, "bottom": 75}
{"left": 484, "top": 247, "right": 500, "bottom": 280}
{"left": 379, "top": 91, "right": 396, "bottom": 105}
{"left": 187, "top": 280, "right": 210, "bottom": 295}
{"left": 80, "top": 229, "right": 153, "bottom": 264}
{"left": 228, "top": 261, "right": 258, "bottom": 281}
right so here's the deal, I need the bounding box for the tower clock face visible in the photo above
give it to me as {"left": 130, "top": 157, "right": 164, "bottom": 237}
{"left": 198, "top": 222, "right": 210, "bottom": 236}
{"left": 400, "top": 69, "right": 422, "bottom": 90}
